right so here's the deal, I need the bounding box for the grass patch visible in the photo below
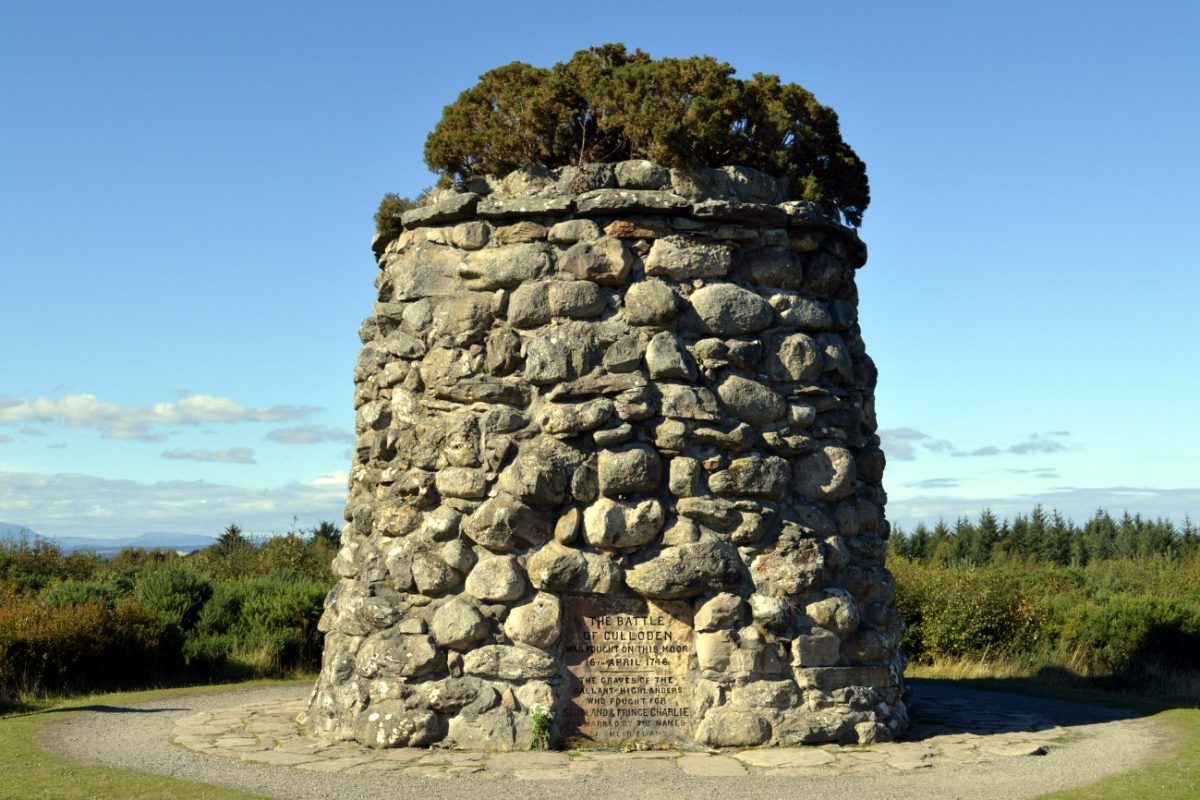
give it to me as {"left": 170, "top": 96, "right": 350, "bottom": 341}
{"left": 0, "top": 680, "right": 309, "bottom": 800}
{"left": 911, "top": 662, "right": 1199, "bottom": 799}
{"left": 1037, "top": 707, "right": 1197, "bottom": 799}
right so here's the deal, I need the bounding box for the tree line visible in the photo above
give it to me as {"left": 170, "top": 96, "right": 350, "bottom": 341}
{"left": 889, "top": 506, "right": 1199, "bottom": 567}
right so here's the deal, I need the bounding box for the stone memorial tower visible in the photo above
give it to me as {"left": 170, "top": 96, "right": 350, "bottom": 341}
{"left": 303, "top": 51, "right": 906, "bottom": 751}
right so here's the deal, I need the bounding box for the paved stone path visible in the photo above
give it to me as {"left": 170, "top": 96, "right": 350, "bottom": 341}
{"left": 164, "top": 681, "right": 1162, "bottom": 786}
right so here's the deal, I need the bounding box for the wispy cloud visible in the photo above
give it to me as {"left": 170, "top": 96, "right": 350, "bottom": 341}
{"left": 0, "top": 469, "right": 346, "bottom": 539}
{"left": 953, "top": 433, "right": 1074, "bottom": 457}
{"left": 1007, "top": 433, "right": 1072, "bottom": 454}
{"left": 879, "top": 428, "right": 956, "bottom": 461}
{"left": 0, "top": 393, "right": 316, "bottom": 441}
{"left": 266, "top": 426, "right": 354, "bottom": 444}
{"left": 162, "top": 447, "right": 257, "bottom": 464}
{"left": 0, "top": 435, "right": 10, "bottom": 445}
{"left": 883, "top": 427, "right": 1077, "bottom": 460}
{"left": 905, "top": 477, "right": 961, "bottom": 489}
{"left": 1004, "top": 467, "right": 1061, "bottom": 479}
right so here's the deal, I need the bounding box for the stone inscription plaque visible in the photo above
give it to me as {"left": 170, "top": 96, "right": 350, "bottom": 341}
{"left": 562, "top": 596, "right": 695, "bottom": 744}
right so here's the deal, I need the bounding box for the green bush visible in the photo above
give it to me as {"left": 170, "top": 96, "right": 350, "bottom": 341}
{"left": 135, "top": 563, "right": 212, "bottom": 631}
{"left": 423, "top": 44, "right": 870, "bottom": 226}
{"left": 189, "top": 571, "right": 326, "bottom": 675}
{"left": 893, "top": 552, "right": 1200, "bottom": 680}
{"left": 0, "top": 537, "right": 104, "bottom": 595}
{"left": 40, "top": 579, "right": 120, "bottom": 609}
{"left": 1058, "top": 596, "right": 1200, "bottom": 672}
{"left": 374, "top": 193, "right": 416, "bottom": 237}
{"left": 893, "top": 559, "right": 1045, "bottom": 661}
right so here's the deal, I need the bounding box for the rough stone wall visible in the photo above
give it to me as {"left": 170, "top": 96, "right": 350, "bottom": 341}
{"left": 303, "top": 160, "right": 907, "bottom": 750}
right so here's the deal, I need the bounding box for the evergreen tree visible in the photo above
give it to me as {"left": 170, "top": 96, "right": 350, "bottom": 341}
{"left": 929, "top": 520, "right": 953, "bottom": 564}
{"left": 951, "top": 516, "right": 975, "bottom": 564}
{"left": 205, "top": 523, "right": 259, "bottom": 581}
{"left": 1083, "top": 509, "right": 1118, "bottom": 563}
{"left": 310, "top": 521, "right": 341, "bottom": 546}
{"left": 910, "top": 522, "right": 932, "bottom": 562}
{"left": 1047, "top": 509, "right": 1074, "bottom": 566}
{"left": 1182, "top": 516, "right": 1198, "bottom": 555}
{"left": 1008, "top": 512, "right": 1032, "bottom": 560}
{"left": 422, "top": 44, "right": 871, "bottom": 226}
{"left": 967, "top": 509, "right": 1002, "bottom": 566}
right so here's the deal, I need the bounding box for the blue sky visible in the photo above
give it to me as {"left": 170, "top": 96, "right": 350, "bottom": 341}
{"left": 2, "top": 1, "right": 1197, "bottom": 539}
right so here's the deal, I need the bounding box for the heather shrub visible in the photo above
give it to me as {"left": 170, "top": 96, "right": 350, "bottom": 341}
{"left": 0, "top": 596, "right": 168, "bottom": 699}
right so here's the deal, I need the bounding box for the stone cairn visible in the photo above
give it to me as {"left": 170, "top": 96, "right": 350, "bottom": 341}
{"left": 303, "top": 160, "right": 907, "bottom": 751}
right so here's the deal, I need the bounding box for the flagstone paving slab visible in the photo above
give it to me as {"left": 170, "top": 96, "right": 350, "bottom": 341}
{"left": 165, "top": 681, "right": 1155, "bottom": 785}
{"left": 40, "top": 680, "right": 1170, "bottom": 800}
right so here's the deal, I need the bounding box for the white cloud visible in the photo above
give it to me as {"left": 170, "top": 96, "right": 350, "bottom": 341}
{"left": 0, "top": 393, "right": 316, "bottom": 441}
{"left": 311, "top": 470, "right": 349, "bottom": 487}
{"left": 161, "top": 447, "right": 257, "bottom": 464}
{"left": 1007, "top": 434, "right": 1071, "bottom": 455}
{"left": 882, "top": 427, "right": 1077, "bottom": 461}
{"left": 0, "top": 435, "right": 10, "bottom": 444}
{"left": 266, "top": 425, "right": 354, "bottom": 444}
{"left": 0, "top": 469, "right": 346, "bottom": 539}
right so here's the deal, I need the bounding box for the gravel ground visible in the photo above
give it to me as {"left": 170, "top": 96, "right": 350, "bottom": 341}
{"left": 41, "top": 682, "right": 1171, "bottom": 800}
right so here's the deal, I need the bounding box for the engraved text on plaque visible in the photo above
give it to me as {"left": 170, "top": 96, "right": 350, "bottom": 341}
{"left": 562, "top": 597, "right": 695, "bottom": 744}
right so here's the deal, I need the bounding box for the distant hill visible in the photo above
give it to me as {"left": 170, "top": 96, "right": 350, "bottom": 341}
{"left": 0, "top": 522, "right": 42, "bottom": 541}
{"left": 0, "top": 523, "right": 216, "bottom": 554}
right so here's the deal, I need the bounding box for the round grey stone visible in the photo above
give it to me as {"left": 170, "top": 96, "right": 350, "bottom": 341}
{"left": 464, "top": 555, "right": 526, "bottom": 602}
{"left": 624, "top": 279, "right": 680, "bottom": 326}
{"left": 583, "top": 497, "right": 666, "bottom": 548}
{"left": 614, "top": 159, "right": 670, "bottom": 189}
{"left": 354, "top": 703, "right": 438, "bottom": 748}
{"left": 791, "top": 446, "right": 858, "bottom": 500}
{"left": 688, "top": 283, "right": 774, "bottom": 335}
{"left": 547, "top": 218, "right": 601, "bottom": 244}
{"left": 558, "top": 236, "right": 633, "bottom": 285}
{"left": 716, "top": 374, "right": 786, "bottom": 424}
{"left": 503, "top": 592, "right": 562, "bottom": 649}
{"left": 597, "top": 444, "right": 663, "bottom": 496}
{"left": 548, "top": 280, "right": 606, "bottom": 318}
{"left": 430, "top": 598, "right": 489, "bottom": 650}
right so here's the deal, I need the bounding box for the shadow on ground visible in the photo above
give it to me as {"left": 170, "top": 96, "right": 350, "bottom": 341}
{"left": 904, "top": 672, "right": 1149, "bottom": 742}
{"left": 36, "top": 704, "right": 190, "bottom": 717}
